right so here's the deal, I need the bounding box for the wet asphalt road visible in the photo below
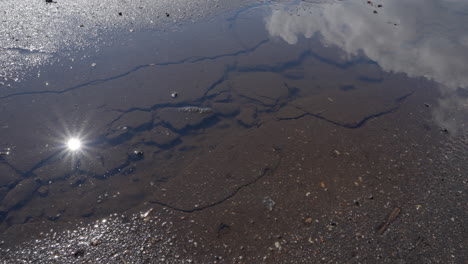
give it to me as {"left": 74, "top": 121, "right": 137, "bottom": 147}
{"left": 0, "top": 0, "right": 467, "bottom": 263}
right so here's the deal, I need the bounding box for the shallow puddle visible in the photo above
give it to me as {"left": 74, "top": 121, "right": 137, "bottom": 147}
{"left": 0, "top": 0, "right": 467, "bottom": 263}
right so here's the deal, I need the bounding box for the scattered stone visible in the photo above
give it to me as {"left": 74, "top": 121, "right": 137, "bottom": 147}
{"left": 68, "top": 175, "right": 86, "bottom": 187}
{"left": 73, "top": 249, "right": 85, "bottom": 258}
{"left": 37, "top": 186, "right": 49, "bottom": 197}
{"left": 121, "top": 166, "right": 137, "bottom": 175}
{"left": 328, "top": 222, "right": 337, "bottom": 230}
{"left": 274, "top": 241, "right": 282, "bottom": 250}
{"left": 44, "top": 206, "right": 64, "bottom": 221}
{"left": 165, "top": 13, "right": 170, "bottom": 17}
{"left": 140, "top": 208, "right": 153, "bottom": 219}
{"left": 129, "top": 150, "right": 144, "bottom": 161}
{"left": 47, "top": 213, "right": 61, "bottom": 221}
{"left": 331, "top": 150, "right": 341, "bottom": 157}
{"left": 171, "top": 91, "right": 178, "bottom": 98}
{"left": 263, "top": 197, "right": 275, "bottom": 211}
{"left": 303, "top": 218, "right": 313, "bottom": 224}
{"left": 373, "top": 10, "right": 378, "bottom": 14}
{"left": 424, "top": 103, "right": 431, "bottom": 108}
{"left": 0, "top": 148, "right": 10, "bottom": 161}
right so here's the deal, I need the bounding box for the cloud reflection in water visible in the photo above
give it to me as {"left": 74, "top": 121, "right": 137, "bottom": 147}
{"left": 266, "top": 0, "right": 468, "bottom": 133}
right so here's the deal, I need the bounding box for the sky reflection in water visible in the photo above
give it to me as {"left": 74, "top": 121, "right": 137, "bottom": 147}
{"left": 266, "top": 0, "right": 468, "bottom": 132}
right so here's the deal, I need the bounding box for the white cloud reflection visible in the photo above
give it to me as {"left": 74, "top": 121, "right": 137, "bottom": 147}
{"left": 266, "top": 0, "right": 468, "bottom": 132}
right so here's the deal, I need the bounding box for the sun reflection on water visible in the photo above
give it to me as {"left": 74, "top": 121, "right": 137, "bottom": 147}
{"left": 66, "top": 137, "right": 82, "bottom": 151}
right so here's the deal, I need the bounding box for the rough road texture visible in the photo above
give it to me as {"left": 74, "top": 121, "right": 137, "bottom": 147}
{"left": 0, "top": 1, "right": 466, "bottom": 263}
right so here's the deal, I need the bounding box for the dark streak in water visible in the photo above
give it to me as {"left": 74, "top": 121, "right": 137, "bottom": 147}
{"left": 149, "top": 152, "right": 282, "bottom": 213}
{"left": 358, "top": 76, "right": 384, "bottom": 83}
{"left": 395, "top": 91, "right": 415, "bottom": 103}
{"left": 237, "top": 49, "right": 374, "bottom": 74}
{"left": 26, "top": 150, "right": 64, "bottom": 175}
{"left": 278, "top": 91, "right": 415, "bottom": 128}
{"left": 112, "top": 54, "right": 401, "bottom": 132}
{"left": 278, "top": 107, "right": 398, "bottom": 128}
{"left": 0, "top": 40, "right": 270, "bottom": 100}
{"left": 226, "top": 2, "right": 269, "bottom": 29}
{"left": 340, "top": 85, "right": 356, "bottom": 91}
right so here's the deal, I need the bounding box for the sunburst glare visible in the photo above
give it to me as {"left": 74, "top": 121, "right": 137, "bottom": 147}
{"left": 66, "top": 137, "right": 82, "bottom": 151}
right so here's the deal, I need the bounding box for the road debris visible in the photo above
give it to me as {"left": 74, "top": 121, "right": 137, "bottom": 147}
{"left": 377, "top": 207, "right": 401, "bottom": 234}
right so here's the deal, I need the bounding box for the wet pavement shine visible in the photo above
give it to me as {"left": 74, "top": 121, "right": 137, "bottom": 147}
{"left": 0, "top": 0, "right": 467, "bottom": 263}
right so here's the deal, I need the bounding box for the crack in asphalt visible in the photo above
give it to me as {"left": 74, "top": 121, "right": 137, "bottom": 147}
{"left": 277, "top": 91, "right": 415, "bottom": 129}
{"left": 0, "top": 39, "right": 269, "bottom": 100}
{"left": 0, "top": 33, "right": 411, "bottom": 221}
{"left": 108, "top": 47, "right": 377, "bottom": 125}
{"left": 148, "top": 151, "right": 283, "bottom": 213}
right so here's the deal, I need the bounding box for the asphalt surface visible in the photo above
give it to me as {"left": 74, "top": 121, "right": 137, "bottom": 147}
{"left": 0, "top": 0, "right": 466, "bottom": 263}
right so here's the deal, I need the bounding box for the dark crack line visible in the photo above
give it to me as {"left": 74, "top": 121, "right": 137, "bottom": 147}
{"left": 277, "top": 91, "right": 415, "bottom": 128}
{"left": 109, "top": 65, "right": 234, "bottom": 115}
{"left": 109, "top": 46, "right": 374, "bottom": 115}
{"left": 237, "top": 49, "right": 375, "bottom": 74}
{"left": 226, "top": 2, "right": 269, "bottom": 29}
{"left": 395, "top": 91, "right": 415, "bottom": 103}
{"left": 202, "top": 65, "right": 234, "bottom": 97}
{"left": 149, "top": 152, "right": 283, "bottom": 213}
{"left": 5, "top": 43, "right": 401, "bottom": 181}
{"left": 26, "top": 150, "right": 64, "bottom": 175}
{"left": 278, "top": 107, "right": 399, "bottom": 129}
{"left": 0, "top": 40, "right": 269, "bottom": 100}
{"left": 237, "top": 93, "right": 277, "bottom": 108}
